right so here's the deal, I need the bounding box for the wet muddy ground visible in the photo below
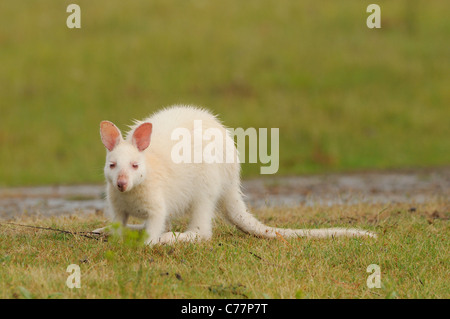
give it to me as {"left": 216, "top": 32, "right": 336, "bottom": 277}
{"left": 0, "top": 168, "right": 449, "bottom": 220}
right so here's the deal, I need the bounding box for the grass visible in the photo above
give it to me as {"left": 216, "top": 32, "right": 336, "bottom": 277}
{"left": 0, "top": 200, "right": 448, "bottom": 299}
{"left": 1, "top": 0, "right": 450, "bottom": 186}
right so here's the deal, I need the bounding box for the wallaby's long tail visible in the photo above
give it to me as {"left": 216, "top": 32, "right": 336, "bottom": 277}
{"left": 222, "top": 190, "right": 377, "bottom": 239}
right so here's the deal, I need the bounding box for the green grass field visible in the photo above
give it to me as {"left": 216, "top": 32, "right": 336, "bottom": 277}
{"left": 0, "top": 0, "right": 449, "bottom": 186}
{"left": 0, "top": 201, "right": 448, "bottom": 298}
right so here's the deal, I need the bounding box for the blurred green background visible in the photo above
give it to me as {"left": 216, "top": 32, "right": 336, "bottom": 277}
{"left": 0, "top": 0, "right": 449, "bottom": 186}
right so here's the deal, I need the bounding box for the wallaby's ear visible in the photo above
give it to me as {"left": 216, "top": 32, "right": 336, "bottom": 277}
{"left": 132, "top": 122, "right": 152, "bottom": 152}
{"left": 100, "top": 121, "right": 122, "bottom": 151}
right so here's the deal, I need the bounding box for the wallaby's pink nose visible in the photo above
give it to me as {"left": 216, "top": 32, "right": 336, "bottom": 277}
{"left": 117, "top": 176, "right": 128, "bottom": 192}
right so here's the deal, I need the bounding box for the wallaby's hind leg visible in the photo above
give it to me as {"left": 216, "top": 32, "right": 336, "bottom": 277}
{"left": 187, "top": 197, "right": 216, "bottom": 239}
{"left": 158, "top": 197, "right": 216, "bottom": 244}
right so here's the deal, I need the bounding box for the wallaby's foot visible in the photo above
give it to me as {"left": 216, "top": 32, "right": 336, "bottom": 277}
{"left": 157, "top": 231, "right": 201, "bottom": 245}
{"left": 91, "top": 224, "right": 121, "bottom": 237}
{"left": 92, "top": 226, "right": 109, "bottom": 234}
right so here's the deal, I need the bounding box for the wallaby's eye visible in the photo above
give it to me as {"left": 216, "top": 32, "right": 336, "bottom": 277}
{"left": 109, "top": 163, "right": 116, "bottom": 169}
{"left": 132, "top": 163, "right": 139, "bottom": 169}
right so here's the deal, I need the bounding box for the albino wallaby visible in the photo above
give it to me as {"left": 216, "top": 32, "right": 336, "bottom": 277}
{"left": 95, "top": 105, "right": 376, "bottom": 245}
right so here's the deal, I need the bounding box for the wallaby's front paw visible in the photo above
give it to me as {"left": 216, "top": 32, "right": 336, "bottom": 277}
{"left": 92, "top": 226, "right": 108, "bottom": 234}
{"left": 92, "top": 225, "right": 117, "bottom": 235}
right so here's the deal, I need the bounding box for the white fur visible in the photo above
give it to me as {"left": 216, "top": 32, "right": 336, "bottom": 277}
{"left": 96, "top": 105, "right": 377, "bottom": 245}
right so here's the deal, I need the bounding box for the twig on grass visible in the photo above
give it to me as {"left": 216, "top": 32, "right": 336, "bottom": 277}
{"left": 0, "top": 222, "right": 107, "bottom": 241}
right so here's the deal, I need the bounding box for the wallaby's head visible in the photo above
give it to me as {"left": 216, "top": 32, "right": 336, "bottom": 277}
{"left": 100, "top": 121, "right": 152, "bottom": 193}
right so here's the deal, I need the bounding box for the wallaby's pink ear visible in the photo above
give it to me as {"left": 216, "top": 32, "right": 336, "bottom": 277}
{"left": 132, "top": 122, "right": 152, "bottom": 152}
{"left": 100, "top": 121, "right": 122, "bottom": 151}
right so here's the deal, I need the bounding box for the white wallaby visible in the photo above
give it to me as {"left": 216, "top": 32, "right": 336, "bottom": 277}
{"left": 95, "top": 105, "right": 376, "bottom": 245}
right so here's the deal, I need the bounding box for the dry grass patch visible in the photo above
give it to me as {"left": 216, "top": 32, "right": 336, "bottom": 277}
{"left": 0, "top": 199, "right": 448, "bottom": 298}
